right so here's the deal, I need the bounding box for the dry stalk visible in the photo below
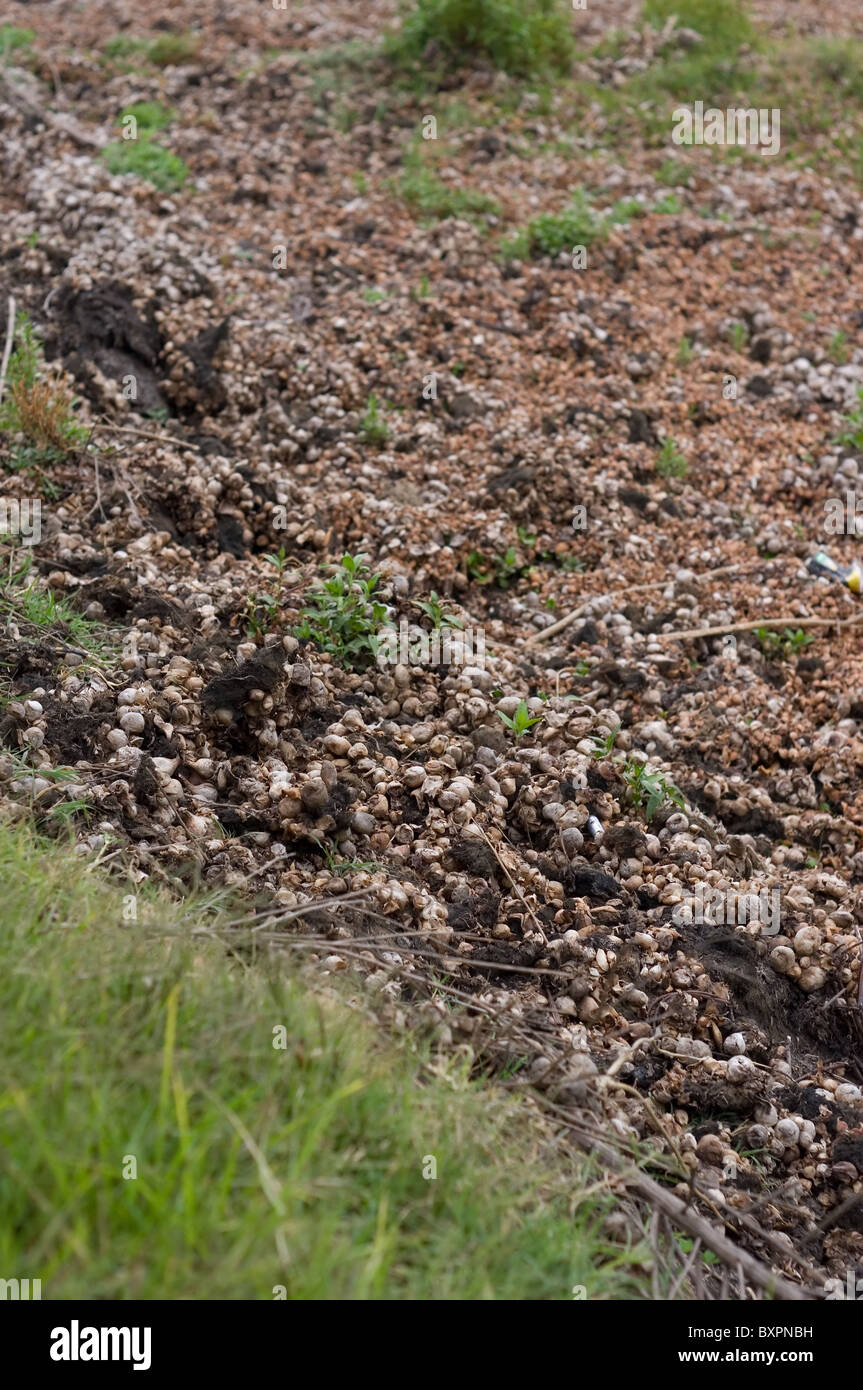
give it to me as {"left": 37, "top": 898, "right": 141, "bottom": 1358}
{"left": 0, "top": 294, "right": 15, "bottom": 407}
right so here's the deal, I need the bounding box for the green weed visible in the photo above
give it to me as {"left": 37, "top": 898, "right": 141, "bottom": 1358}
{"left": 834, "top": 388, "right": 863, "bottom": 451}
{"left": 828, "top": 330, "right": 850, "bottom": 365}
{"left": 676, "top": 336, "right": 694, "bottom": 366}
{"left": 655, "top": 437, "right": 688, "bottom": 478}
{"left": 623, "top": 759, "right": 685, "bottom": 821}
{"left": 359, "top": 394, "right": 389, "bottom": 446}
{"left": 118, "top": 101, "right": 175, "bottom": 134}
{"left": 147, "top": 32, "right": 199, "bottom": 67}
{"left": 0, "top": 24, "right": 35, "bottom": 61}
{"left": 294, "top": 554, "right": 387, "bottom": 669}
{"left": 413, "top": 591, "right": 463, "bottom": 630}
{"left": 497, "top": 698, "right": 544, "bottom": 742}
{"left": 397, "top": 146, "right": 499, "bottom": 222}
{"left": 0, "top": 314, "right": 87, "bottom": 464}
{"left": 245, "top": 548, "right": 290, "bottom": 641}
{"left": 386, "top": 0, "right": 576, "bottom": 79}
{"left": 643, "top": 0, "right": 754, "bottom": 56}
{"left": 755, "top": 627, "right": 815, "bottom": 660}
{"left": 101, "top": 139, "right": 189, "bottom": 192}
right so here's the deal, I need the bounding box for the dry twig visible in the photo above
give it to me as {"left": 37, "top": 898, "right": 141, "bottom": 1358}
{"left": 524, "top": 563, "right": 750, "bottom": 647}
{"left": 0, "top": 294, "right": 15, "bottom": 407}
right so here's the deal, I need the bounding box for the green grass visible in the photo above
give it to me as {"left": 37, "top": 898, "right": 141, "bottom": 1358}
{"left": 582, "top": 8, "right": 863, "bottom": 183}
{"left": 397, "top": 146, "right": 499, "bottom": 222}
{"left": 117, "top": 101, "right": 175, "bottom": 134}
{"left": 297, "top": 39, "right": 375, "bottom": 130}
{"left": 103, "top": 36, "right": 150, "bottom": 61}
{"left": 101, "top": 32, "right": 199, "bottom": 70}
{"left": 835, "top": 388, "right": 863, "bottom": 452}
{"left": 0, "top": 314, "right": 88, "bottom": 466}
{"left": 0, "top": 24, "right": 35, "bottom": 61}
{"left": 502, "top": 188, "right": 681, "bottom": 260}
{"left": 245, "top": 548, "right": 289, "bottom": 642}
{"left": 828, "top": 330, "right": 850, "bottom": 365}
{"left": 0, "top": 823, "right": 650, "bottom": 1299}
{"left": 656, "top": 158, "right": 684, "bottom": 186}
{"left": 0, "top": 552, "right": 111, "bottom": 665}
{"left": 146, "top": 32, "right": 200, "bottom": 67}
{"left": 102, "top": 139, "right": 189, "bottom": 192}
{"left": 386, "top": 0, "right": 576, "bottom": 78}
{"left": 676, "top": 336, "right": 694, "bottom": 366}
{"left": 592, "top": 28, "right": 627, "bottom": 61}
{"left": 642, "top": 0, "right": 754, "bottom": 55}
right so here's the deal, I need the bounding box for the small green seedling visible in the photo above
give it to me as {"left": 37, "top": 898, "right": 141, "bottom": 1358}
{"left": 246, "top": 547, "right": 289, "bottom": 640}
{"left": 623, "top": 759, "right": 685, "bottom": 821}
{"left": 497, "top": 700, "right": 543, "bottom": 742}
{"left": 828, "top": 330, "right": 849, "bottom": 365}
{"left": 591, "top": 729, "right": 618, "bottom": 760}
{"left": 466, "top": 547, "right": 524, "bottom": 588}
{"left": 755, "top": 627, "right": 815, "bottom": 659}
{"left": 312, "top": 838, "right": 381, "bottom": 877}
{"left": 676, "top": 336, "right": 694, "bottom": 366}
{"left": 414, "top": 591, "right": 462, "bottom": 630}
{"left": 835, "top": 388, "right": 863, "bottom": 452}
{"left": 359, "top": 393, "right": 389, "bottom": 445}
{"left": 655, "top": 437, "right": 688, "bottom": 478}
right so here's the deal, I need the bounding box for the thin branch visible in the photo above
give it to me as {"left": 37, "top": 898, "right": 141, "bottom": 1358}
{"left": 0, "top": 71, "right": 102, "bottom": 149}
{"left": 657, "top": 613, "right": 863, "bottom": 642}
{"left": 541, "top": 1100, "right": 817, "bottom": 1301}
{"left": 0, "top": 294, "right": 15, "bottom": 407}
{"left": 94, "top": 418, "right": 193, "bottom": 448}
{"left": 524, "top": 563, "right": 749, "bottom": 647}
